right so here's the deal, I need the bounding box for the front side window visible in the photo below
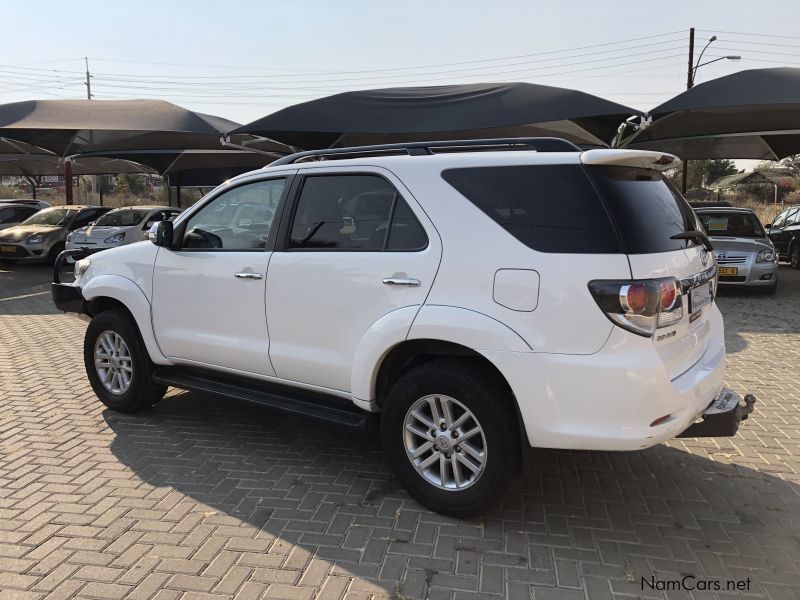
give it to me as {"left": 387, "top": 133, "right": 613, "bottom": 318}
{"left": 697, "top": 212, "right": 765, "bottom": 238}
{"left": 785, "top": 208, "right": 800, "bottom": 227}
{"left": 182, "top": 178, "right": 285, "bottom": 250}
{"left": 289, "top": 174, "right": 426, "bottom": 251}
{"left": 0, "top": 207, "right": 14, "bottom": 224}
{"left": 70, "top": 209, "right": 107, "bottom": 230}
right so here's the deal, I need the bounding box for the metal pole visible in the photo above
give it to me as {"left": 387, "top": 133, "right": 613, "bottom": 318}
{"left": 176, "top": 185, "right": 182, "bottom": 209}
{"left": 84, "top": 57, "right": 92, "bottom": 99}
{"left": 681, "top": 27, "right": 695, "bottom": 196}
{"left": 65, "top": 159, "right": 73, "bottom": 205}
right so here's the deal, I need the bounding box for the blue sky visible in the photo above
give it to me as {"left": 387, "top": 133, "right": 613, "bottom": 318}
{"left": 2, "top": 0, "right": 799, "bottom": 168}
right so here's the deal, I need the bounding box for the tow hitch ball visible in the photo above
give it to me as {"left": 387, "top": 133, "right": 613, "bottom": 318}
{"left": 677, "top": 392, "right": 757, "bottom": 438}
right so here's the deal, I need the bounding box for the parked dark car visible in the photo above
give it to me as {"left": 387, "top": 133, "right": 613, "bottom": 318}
{"left": 0, "top": 203, "right": 40, "bottom": 232}
{"left": 0, "top": 198, "right": 52, "bottom": 210}
{"left": 765, "top": 205, "right": 800, "bottom": 268}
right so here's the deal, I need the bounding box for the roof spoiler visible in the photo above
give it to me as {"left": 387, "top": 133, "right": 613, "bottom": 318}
{"left": 580, "top": 149, "right": 679, "bottom": 171}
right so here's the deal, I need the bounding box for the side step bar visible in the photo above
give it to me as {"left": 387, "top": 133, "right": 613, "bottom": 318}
{"left": 152, "top": 367, "right": 371, "bottom": 430}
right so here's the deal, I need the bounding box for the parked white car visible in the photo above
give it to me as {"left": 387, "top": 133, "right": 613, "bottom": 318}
{"left": 52, "top": 139, "right": 756, "bottom": 516}
{"left": 65, "top": 206, "right": 181, "bottom": 257}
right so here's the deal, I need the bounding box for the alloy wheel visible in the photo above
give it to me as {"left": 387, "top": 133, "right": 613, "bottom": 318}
{"left": 403, "top": 394, "right": 487, "bottom": 490}
{"left": 94, "top": 330, "right": 133, "bottom": 395}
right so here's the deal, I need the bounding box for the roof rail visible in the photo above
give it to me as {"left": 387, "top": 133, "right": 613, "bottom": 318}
{"left": 269, "top": 137, "right": 581, "bottom": 166}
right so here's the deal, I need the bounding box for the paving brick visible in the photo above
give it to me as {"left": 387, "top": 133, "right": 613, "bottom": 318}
{"left": 1, "top": 261, "right": 800, "bottom": 600}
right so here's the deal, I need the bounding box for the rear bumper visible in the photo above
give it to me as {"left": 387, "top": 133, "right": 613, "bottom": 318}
{"left": 483, "top": 303, "right": 754, "bottom": 451}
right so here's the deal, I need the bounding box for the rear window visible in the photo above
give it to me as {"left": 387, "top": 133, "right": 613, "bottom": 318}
{"left": 442, "top": 165, "right": 620, "bottom": 253}
{"left": 586, "top": 166, "right": 697, "bottom": 254}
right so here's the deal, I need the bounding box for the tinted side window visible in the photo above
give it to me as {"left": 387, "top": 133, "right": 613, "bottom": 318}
{"left": 183, "top": 178, "right": 285, "bottom": 250}
{"left": 442, "top": 165, "right": 620, "bottom": 253}
{"left": 785, "top": 208, "right": 800, "bottom": 226}
{"left": 0, "top": 207, "right": 14, "bottom": 223}
{"left": 290, "top": 175, "right": 399, "bottom": 250}
{"left": 587, "top": 166, "right": 696, "bottom": 254}
{"left": 772, "top": 210, "right": 789, "bottom": 228}
{"left": 386, "top": 198, "right": 428, "bottom": 250}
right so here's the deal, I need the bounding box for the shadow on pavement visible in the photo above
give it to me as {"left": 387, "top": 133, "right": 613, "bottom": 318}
{"left": 105, "top": 390, "right": 800, "bottom": 598}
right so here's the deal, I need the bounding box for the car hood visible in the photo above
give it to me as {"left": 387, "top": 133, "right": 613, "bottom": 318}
{"left": 74, "top": 225, "right": 132, "bottom": 241}
{"left": 709, "top": 237, "right": 773, "bottom": 254}
{"left": 0, "top": 225, "right": 63, "bottom": 242}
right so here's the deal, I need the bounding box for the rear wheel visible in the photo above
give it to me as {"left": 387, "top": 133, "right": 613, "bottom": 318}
{"left": 381, "top": 359, "right": 518, "bottom": 517}
{"left": 84, "top": 309, "right": 166, "bottom": 412}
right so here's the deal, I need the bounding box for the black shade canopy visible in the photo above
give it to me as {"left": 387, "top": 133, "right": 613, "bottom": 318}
{"left": 73, "top": 149, "right": 282, "bottom": 187}
{"left": 231, "top": 83, "right": 640, "bottom": 149}
{"left": 0, "top": 99, "right": 239, "bottom": 156}
{"left": 0, "top": 154, "right": 155, "bottom": 176}
{"left": 624, "top": 68, "right": 800, "bottom": 159}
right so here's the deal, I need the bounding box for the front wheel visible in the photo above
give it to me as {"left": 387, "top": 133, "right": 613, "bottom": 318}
{"left": 84, "top": 309, "right": 166, "bottom": 412}
{"left": 791, "top": 245, "right": 800, "bottom": 269}
{"left": 381, "top": 359, "right": 518, "bottom": 517}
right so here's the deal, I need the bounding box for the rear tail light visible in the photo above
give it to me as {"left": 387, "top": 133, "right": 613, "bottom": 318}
{"left": 588, "top": 277, "right": 683, "bottom": 337}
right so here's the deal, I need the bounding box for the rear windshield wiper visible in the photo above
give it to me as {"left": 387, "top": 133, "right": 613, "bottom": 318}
{"left": 670, "top": 229, "right": 714, "bottom": 252}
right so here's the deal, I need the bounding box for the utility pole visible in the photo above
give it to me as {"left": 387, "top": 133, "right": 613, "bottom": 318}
{"left": 681, "top": 27, "right": 695, "bottom": 195}
{"left": 84, "top": 57, "right": 92, "bottom": 99}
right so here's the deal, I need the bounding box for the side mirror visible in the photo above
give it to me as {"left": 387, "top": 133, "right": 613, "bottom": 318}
{"left": 149, "top": 220, "right": 173, "bottom": 247}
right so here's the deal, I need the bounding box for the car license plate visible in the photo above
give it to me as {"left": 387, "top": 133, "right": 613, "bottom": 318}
{"left": 0, "top": 245, "right": 15, "bottom": 253}
{"left": 718, "top": 267, "right": 738, "bottom": 276}
{"left": 690, "top": 282, "right": 712, "bottom": 313}
{"left": 704, "top": 388, "right": 741, "bottom": 415}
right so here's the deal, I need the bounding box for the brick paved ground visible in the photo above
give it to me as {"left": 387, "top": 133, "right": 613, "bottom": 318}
{"left": 1, "top": 262, "right": 799, "bottom": 600}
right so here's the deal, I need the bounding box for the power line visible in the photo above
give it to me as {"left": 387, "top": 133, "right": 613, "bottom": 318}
{"left": 84, "top": 30, "right": 686, "bottom": 76}
{"left": 697, "top": 28, "right": 800, "bottom": 41}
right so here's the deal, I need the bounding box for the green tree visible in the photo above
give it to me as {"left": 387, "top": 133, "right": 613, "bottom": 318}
{"left": 115, "top": 174, "right": 146, "bottom": 196}
{"left": 666, "top": 159, "right": 740, "bottom": 191}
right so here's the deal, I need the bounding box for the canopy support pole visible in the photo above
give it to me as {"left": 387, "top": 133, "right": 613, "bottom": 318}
{"left": 65, "top": 159, "right": 73, "bottom": 205}
{"left": 176, "top": 185, "right": 181, "bottom": 208}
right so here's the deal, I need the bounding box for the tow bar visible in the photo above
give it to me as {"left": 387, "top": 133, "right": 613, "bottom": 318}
{"left": 677, "top": 389, "right": 756, "bottom": 438}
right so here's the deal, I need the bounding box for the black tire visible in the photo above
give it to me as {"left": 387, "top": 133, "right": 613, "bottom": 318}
{"left": 791, "top": 245, "right": 800, "bottom": 270}
{"left": 47, "top": 242, "right": 65, "bottom": 267}
{"left": 84, "top": 308, "right": 166, "bottom": 413}
{"left": 381, "top": 358, "right": 518, "bottom": 517}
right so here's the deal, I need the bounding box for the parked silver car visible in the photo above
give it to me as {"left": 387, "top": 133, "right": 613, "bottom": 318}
{"left": 0, "top": 203, "right": 40, "bottom": 232}
{"left": 0, "top": 205, "right": 110, "bottom": 265}
{"left": 66, "top": 206, "right": 181, "bottom": 258}
{"left": 696, "top": 207, "right": 778, "bottom": 294}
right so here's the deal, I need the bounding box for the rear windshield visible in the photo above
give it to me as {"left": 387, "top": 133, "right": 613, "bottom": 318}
{"left": 441, "top": 165, "right": 620, "bottom": 253}
{"left": 95, "top": 209, "right": 150, "bottom": 227}
{"left": 697, "top": 211, "right": 765, "bottom": 238}
{"left": 586, "top": 166, "right": 698, "bottom": 254}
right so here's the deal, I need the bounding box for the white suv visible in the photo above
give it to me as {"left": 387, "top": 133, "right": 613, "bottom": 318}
{"left": 52, "top": 138, "right": 755, "bottom": 516}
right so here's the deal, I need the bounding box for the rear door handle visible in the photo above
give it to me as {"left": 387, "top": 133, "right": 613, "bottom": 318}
{"left": 382, "top": 277, "right": 421, "bottom": 287}
{"left": 234, "top": 272, "right": 263, "bottom": 280}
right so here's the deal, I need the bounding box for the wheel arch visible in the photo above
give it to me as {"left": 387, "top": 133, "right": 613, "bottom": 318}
{"left": 81, "top": 274, "right": 169, "bottom": 364}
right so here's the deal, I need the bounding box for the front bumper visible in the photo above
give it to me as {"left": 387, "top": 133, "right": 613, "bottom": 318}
{"left": 0, "top": 243, "right": 44, "bottom": 260}
{"left": 717, "top": 256, "right": 778, "bottom": 286}
{"left": 52, "top": 249, "right": 86, "bottom": 314}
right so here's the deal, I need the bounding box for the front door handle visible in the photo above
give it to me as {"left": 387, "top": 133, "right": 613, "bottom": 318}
{"left": 382, "top": 277, "right": 421, "bottom": 287}
{"left": 234, "top": 272, "right": 263, "bottom": 280}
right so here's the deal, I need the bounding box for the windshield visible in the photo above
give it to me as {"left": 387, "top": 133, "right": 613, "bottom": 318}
{"left": 21, "top": 208, "right": 74, "bottom": 227}
{"left": 95, "top": 208, "right": 150, "bottom": 227}
{"left": 697, "top": 212, "right": 765, "bottom": 238}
